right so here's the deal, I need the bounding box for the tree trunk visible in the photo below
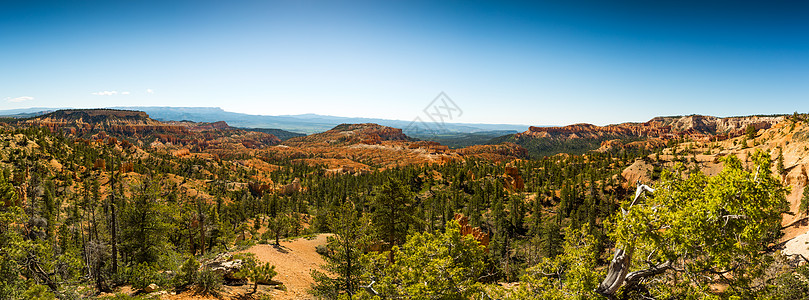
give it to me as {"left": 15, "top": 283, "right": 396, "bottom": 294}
{"left": 110, "top": 168, "right": 118, "bottom": 276}
{"left": 595, "top": 247, "right": 634, "bottom": 295}
{"left": 596, "top": 183, "right": 656, "bottom": 296}
{"left": 111, "top": 201, "right": 118, "bottom": 275}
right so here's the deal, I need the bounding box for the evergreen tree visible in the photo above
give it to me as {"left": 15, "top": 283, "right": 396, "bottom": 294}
{"left": 310, "top": 201, "right": 369, "bottom": 298}
{"left": 371, "top": 178, "right": 416, "bottom": 261}
{"left": 360, "top": 220, "right": 487, "bottom": 299}
{"left": 120, "top": 175, "right": 172, "bottom": 265}
{"left": 777, "top": 147, "right": 786, "bottom": 179}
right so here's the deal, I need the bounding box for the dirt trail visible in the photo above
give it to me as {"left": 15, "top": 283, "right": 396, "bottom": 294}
{"left": 162, "top": 234, "right": 330, "bottom": 300}
{"left": 238, "top": 234, "right": 331, "bottom": 300}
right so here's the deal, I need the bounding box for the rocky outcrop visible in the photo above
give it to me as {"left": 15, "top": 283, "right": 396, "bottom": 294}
{"left": 172, "top": 148, "right": 191, "bottom": 157}
{"left": 454, "top": 213, "right": 490, "bottom": 249}
{"left": 408, "top": 141, "right": 449, "bottom": 153}
{"left": 457, "top": 143, "right": 526, "bottom": 157}
{"left": 23, "top": 109, "right": 193, "bottom": 135}
{"left": 203, "top": 253, "right": 246, "bottom": 283}
{"left": 142, "top": 283, "right": 159, "bottom": 293}
{"left": 284, "top": 123, "right": 410, "bottom": 147}
{"left": 278, "top": 178, "right": 302, "bottom": 195}
{"left": 503, "top": 166, "right": 524, "bottom": 190}
{"left": 597, "top": 138, "right": 667, "bottom": 152}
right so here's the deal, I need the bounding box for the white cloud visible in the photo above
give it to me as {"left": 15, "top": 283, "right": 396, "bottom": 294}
{"left": 146, "top": 88, "right": 154, "bottom": 94}
{"left": 92, "top": 91, "right": 118, "bottom": 96}
{"left": 121, "top": 91, "right": 130, "bottom": 95}
{"left": 6, "top": 96, "right": 34, "bottom": 103}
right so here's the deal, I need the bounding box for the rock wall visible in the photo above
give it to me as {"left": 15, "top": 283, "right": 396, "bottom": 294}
{"left": 518, "top": 115, "right": 784, "bottom": 142}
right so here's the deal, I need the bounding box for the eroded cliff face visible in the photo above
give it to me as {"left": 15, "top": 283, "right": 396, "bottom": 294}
{"left": 23, "top": 109, "right": 190, "bottom": 135}
{"left": 455, "top": 143, "right": 528, "bottom": 161}
{"left": 283, "top": 123, "right": 410, "bottom": 147}
{"left": 22, "top": 110, "right": 527, "bottom": 174}
{"left": 22, "top": 109, "right": 281, "bottom": 150}
{"left": 518, "top": 115, "right": 784, "bottom": 142}
{"left": 261, "top": 123, "right": 529, "bottom": 169}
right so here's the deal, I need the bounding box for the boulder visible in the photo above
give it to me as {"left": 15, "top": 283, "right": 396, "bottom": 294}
{"left": 143, "top": 283, "right": 159, "bottom": 293}
{"left": 204, "top": 253, "right": 246, "bottom": 282}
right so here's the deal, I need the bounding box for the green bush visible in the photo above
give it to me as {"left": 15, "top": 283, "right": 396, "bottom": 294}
{"left": 315, "top": 244, "right": 330, "bottom": 257}
{"left": 258, "top": 294, "right": 274, "bottom": 300}
{"left": 245, "top": 262, "right": 277, "bottom": 293}
{"left": 194, "top": 268, "right": 222, "bottom": 296}
{"left": 110, "top": 293, "right": 152, "bottom": 300}
{"left": 178, "top": 256, "right": 199, "bottom": 287}
{"left": 801, "top": 185, "right": 809, "bottom": 214}
{"left": 22, "top": 285, "right": 55, "bottom": 300}
{"left": 762, "top": 265, "right": 809, "bottom": 299}
{"left": 129, "top": 263, "right": 168, "bottom": 290}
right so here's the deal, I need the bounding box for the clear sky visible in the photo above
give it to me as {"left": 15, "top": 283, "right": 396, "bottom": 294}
{"left": 1, "top": 0, "right": 807, "bottom": 125}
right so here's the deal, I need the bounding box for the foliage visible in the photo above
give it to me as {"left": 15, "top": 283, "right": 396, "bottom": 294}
{"left": 194, "top": 267, "right": 223, "bottom": 296}
{"left": 746, "top": 124, "right": 757, "bottom": 140}
{"left": 179, "top": 256, "right": 199, "bottom": 287}
{"left": 801, "top": 185, "right": 809, "bottom": 214}
{"left": 511, "top": 224, "right": 602, "bottom": 299}
{"left": 129, "top": 263, "right": 169, "bottom": 290}
{"left": 120, "top": 174, "right": 175, "bottom": 265}
{"left": 232, "top": 251, "right": 274, "bottom": 294}
{"left": 310, "top": 201, "right": 370, "bottom": 298}
{"left": 5, "top": 121, "right": 800, "bottom": 298}
{"left": 371, "top": 178, "right": 416, "bottom": 252}
{"left": 409, "top": 131, "right": 517, "bottom": 149}
{"left": 760, "top": 263, "right": 809, "bottom": 299}
{"left": 0, "top": 173, "right": 26, "bottom": 299}
{"left": 490, "top": 133, "right": 656, "bottom": 158}
{"left": 244, "top": 262, "right": 277, "bottom": 293}
{"left": 608, "top": 151, "right": 788, "bottom": 297}
{"left": 359, "top": 220, "right": 487, "bottom": 299}
{"left": 22, "top": 285, "right": 55, "bottom": 300}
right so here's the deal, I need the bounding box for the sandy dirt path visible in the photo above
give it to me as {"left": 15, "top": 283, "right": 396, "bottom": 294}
{"left": 238, "top": 234, "right": 331, "bottom": 300}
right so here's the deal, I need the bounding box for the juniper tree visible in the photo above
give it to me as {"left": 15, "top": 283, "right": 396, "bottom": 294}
{"left": 597, "top": 151, "right": 787, "bottom": 298}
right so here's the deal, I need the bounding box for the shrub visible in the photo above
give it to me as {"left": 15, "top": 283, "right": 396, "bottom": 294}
{"left": 22, "top": 285, "right": 55, "bottom": 300}
{"left": 762, "top": 265, "right": 809, "bottom": 299}
{"left": 129, "top": 263, "right": 167, "bottom": 290}
{"left": 245, "top": 262, "right": 277, "bottom": 293}
{"left": 195, "top": 268, "right": 223, "bottom": 296}
{"left": 800, "top": 186, "right": 809, "bottom": 214}
{"left": 179, "top": 256, "right": 199, "bottom": 287}
{"left": 258, "top": 294, "right": 274, "bottom": 300}
{"left": 315, "top": 244, "right": 330, "bottom": 257}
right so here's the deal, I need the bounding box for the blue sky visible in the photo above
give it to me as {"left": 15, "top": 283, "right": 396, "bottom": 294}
{"left": 1, "top": 0, "right": 806, "bottom": 125}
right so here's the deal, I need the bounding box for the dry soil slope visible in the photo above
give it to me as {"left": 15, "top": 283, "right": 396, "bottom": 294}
{"left": 238, "top": 234, "right": 331, "bottom": 300}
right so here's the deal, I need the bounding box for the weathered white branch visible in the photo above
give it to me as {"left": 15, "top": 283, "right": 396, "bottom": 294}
{"left": 630, "top": 182, "right": 655, "bottom": 208}
{"left": 596, "top": 182, "right": 655, "bottom": 296}
{"left": 363, "top": 279, "right": 378, "bottom": 296}
{"left": 721, "top": 214, "right": 747, "bottom": 226}
{"left": 624, "top": 260, "right": 672, "bottom": 287}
